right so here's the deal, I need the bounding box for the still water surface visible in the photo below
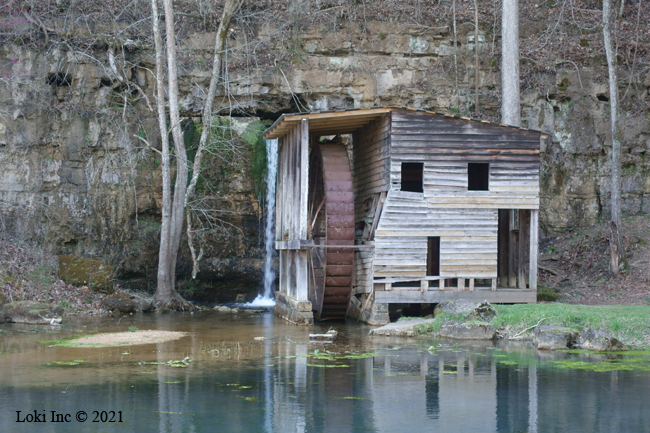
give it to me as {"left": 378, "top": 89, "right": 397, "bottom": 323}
{"left": 1, "top": 311, "right": 649, "bottom": 432}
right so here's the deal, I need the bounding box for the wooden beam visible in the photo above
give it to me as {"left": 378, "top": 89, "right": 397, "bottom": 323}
{"left": 508, "top": 209, "right": 518, "bottom": 287}
{"left": 498, "top": 209, "right": 509, "bottom": 286}
{"left": 519, "top": 209, "right": 530, "bottom": 289}
{"left": 375, "top": 289, "right": 537, "bottom": 303}
{"left": 529, "top": 209, "right": 539, "bottom": 290}
{"left": 299, "top": 119, "right": 309, "bottom": 240}
{"left": 283, "top": 108, "right": 391, "bottom": 122}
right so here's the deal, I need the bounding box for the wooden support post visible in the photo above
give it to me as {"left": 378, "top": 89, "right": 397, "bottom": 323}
{"left": 458, "top": 278, "right": 465, "bottom": 291}
{"left": 385, "top": 283, "right": 392, "bottom": 292}
{"left": 491, "top": 278, "right": 497, "bottom": 291}
{"left": 469, "top": 278, "right": 475, "bottom": 291}
{"left": 529, "top": 209, "right": 539, "bottom": 291}
{"left": 508, "top": 210, "right": 518, "bottom": 287}
{"left": 420, "top": 279, "right": 428, "bottom": 292}
{"left": 498, "top": 209, "right": 509, "bottom": 286}
{"left": 519, "top": 210, "right": 530, "bottom": 289}
{"left": 296, "top": 250, "right": 309, "bottom": 301}
{"left": 439, "top": 279, "right": 445, "bottom": 291}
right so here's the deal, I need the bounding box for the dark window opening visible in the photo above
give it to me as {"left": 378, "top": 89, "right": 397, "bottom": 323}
{"left": 468, "top": 163, "right": 489, "bottom": 191}
{"left": 401, "top": 162, "right": 423, "bottom": 193}
{"left": 427, "top": 236, "right": 440, "bottom": 287}
{"left": 393, "top": 281, "right": 420, "bottom": 288}
{"left": 427, "top": 237, "right": 440, "bottom": 276}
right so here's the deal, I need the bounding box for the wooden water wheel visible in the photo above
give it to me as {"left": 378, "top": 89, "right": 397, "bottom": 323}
{"left": 308, "top": 142, "right": 355, "bottom": 321}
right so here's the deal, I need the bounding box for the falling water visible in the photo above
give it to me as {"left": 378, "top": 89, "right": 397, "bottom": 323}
{"left": 245, "top": 138, "right": 278, "bottom": 308}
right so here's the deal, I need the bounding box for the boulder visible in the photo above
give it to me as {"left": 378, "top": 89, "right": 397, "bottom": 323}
{"left": 213, "top": 305, "right": 235, "bottom": 313}
{"left": 576, "top": 328, "right": 627, "bottom": 351}
{"left": 0, "top": 301, "right": 63, "bottom": 324}
{"left": 434, "top": 299, "right": 478, "bottom": 316}
{"left": 369, "top": 318, "right": 437, "bottom": 337}
{"left": 463, "top": 301, "right": 497, "bottom": 322}
{"left": 533, "top": 325, "right": 578, "bottom": 350}
{"left": 133, "top": 297, "right": 154, "bottom": 313}
{"left": 439, "top": 321, "right": 497, "bottom": 340}
{"left": 101, "top": 290, "right": 135, "bottom": 313}
{"left": 58, "top": 255, "right": 114, "bottom": 293}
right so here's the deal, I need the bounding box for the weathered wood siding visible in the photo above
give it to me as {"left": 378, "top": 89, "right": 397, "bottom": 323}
{"left": 351, "top": 114, "right": 391, "bottom": 294}
{"left": 275, "top": 121, "right": 309, "bottom": 301}
{"left": 352, "top": 114, "right": 391, "bottom": 223}
{"left": 374, "top": 109, "right": 540, "bottom": 282}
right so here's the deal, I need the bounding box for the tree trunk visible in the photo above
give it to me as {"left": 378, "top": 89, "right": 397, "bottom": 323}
{"left": 152, "top": 0, "right": 243, "bottom": 308}
{"left": 152, "top": 0, "right": 190, "bottom": 310}
{"left": 501, "top": 0, "right": 520, "bottom": 126}
{"left": 603, "top": 0, "right": 626, "bottom": 274}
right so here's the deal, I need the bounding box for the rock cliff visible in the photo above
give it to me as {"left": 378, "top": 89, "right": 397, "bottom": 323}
{"left": 0, "top": 1, "right": 648, "bottom": 289}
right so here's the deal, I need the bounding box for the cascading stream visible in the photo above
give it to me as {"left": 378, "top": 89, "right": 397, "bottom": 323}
{"left": 245, "top": 139, "right": 278, "bottom": 308}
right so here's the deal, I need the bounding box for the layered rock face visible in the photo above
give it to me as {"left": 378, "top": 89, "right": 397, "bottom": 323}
{"left": 0, "top": 16, "right": 648, "bottom": 285}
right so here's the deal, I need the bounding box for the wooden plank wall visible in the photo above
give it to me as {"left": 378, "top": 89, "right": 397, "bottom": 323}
{"left": 352, "top": 114, "right": 391, "bottom": 225}
{"left": 276, "top": 121, "right": 310, "bottom": 301}
{"left": 374, "top": 109, "right": 540, "bottom": 284}
{"left": 350, "top": 114, "right": 391, "bottom": 294}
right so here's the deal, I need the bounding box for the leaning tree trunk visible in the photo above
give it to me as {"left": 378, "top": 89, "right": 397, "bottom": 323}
{"left": 603, "top": 0, "right": 626, "bottom": 274}
{"left": 501, "top": 0, "right": 520, "bottom": 126}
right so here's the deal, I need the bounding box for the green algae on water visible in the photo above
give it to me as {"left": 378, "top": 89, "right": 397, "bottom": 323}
{"left": 547, "top": 359, "right": 650, "bottom": 372}
{"left": 45, "top": 360, "right": 86, "bottom": 366}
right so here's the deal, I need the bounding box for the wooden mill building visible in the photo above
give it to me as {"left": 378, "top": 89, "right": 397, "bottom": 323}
{"left": 263, "top": 107, "right": 548, "bottom": 325}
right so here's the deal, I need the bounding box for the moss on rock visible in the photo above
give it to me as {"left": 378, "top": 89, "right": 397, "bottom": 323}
{"left": 58, "top": 255, "right": 113, "bottom": 293}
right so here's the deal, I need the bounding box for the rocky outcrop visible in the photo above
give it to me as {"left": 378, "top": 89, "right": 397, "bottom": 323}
{"left": 0, "top": 12, "right": 648, "bottom": 290}
{"left": 0, "top": 301, "right": 63, "bottom": 324}
{"left": 58, "top": 255, "right": 113, "bottom": 292}
{"left": 576, "top": 328, "right": 627, "bottom": 352}
{"left": 533, "top": 325, "right": 579, "bottom": 350}
{"left": 439, "top": 321, "right": 497, "bottom": 340}
{"left": 369, "top": 318, "right": 436, "bottom": 337}
{"left": 434, "top": 299, "right": 478, "bottom": 316}
{"left": 463, "top": 301, "right": 497, "bottom": 322}
{"left": 101, "top": 290, "right": 153, "bottom": 313}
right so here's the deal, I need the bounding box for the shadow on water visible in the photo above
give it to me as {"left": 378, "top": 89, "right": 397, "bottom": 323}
{"left": 1, "top": 311, "right": 649, "bottom": 432}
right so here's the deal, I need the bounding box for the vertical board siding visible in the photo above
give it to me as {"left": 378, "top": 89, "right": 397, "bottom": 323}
{"left": 352, "top": 114, "right": 391, "bottom": 225}
{"left": 351, "top": 114, "right": 391, "bottom": 294}
{"left": 276, "top": 122, "right": 310, "bottom": 301}
{"left": 373, "top": 109, "right": 540, "bottom": 284}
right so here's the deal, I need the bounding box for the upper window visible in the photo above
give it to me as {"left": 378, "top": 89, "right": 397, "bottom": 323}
{"left": 401, "top": 162, "right": 423, "bottom": 193}
{"left": 468, "top": 163, "right": 489, "bottom": 191}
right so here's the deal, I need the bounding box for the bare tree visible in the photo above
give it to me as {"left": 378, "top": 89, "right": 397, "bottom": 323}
{"left": 602, "top": 0, "right": 626, "bottom": 274}
{"left": 501, "top": 0, "right": 520, "bottom": 126}
{"left": 186, "top": 0, "right": 244, "bottom": 280}
{"left": 151, "top": 0, "right": 243, "bottom": 309}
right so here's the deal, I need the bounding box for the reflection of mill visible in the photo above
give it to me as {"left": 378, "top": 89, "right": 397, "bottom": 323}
{"left": 269, "top": 341, "right": 540, "bottom": 433}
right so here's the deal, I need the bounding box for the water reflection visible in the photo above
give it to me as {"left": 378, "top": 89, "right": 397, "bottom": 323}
{"left": 1, "top": 312, "right": 649, "bottom": 432}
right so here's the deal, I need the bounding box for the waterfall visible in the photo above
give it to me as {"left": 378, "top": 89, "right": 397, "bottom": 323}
{"left": 245, "top": 138, "right": 278, "bottom": 308}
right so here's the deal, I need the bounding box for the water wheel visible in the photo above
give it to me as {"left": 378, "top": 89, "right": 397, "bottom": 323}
{"left": 308, "top": 142, "right": 355, "bottom": 321}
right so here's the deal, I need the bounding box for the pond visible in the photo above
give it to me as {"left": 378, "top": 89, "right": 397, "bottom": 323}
{"left": 1, "top": 311, "right": 649, "bottom": 432}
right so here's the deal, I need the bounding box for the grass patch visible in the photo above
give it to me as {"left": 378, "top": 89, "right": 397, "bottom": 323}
{"left": 492, "top": 304, "right": 650, "bottom": 348}
{"left": 39, "top": 334, "right": 87, "bottom": 347}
